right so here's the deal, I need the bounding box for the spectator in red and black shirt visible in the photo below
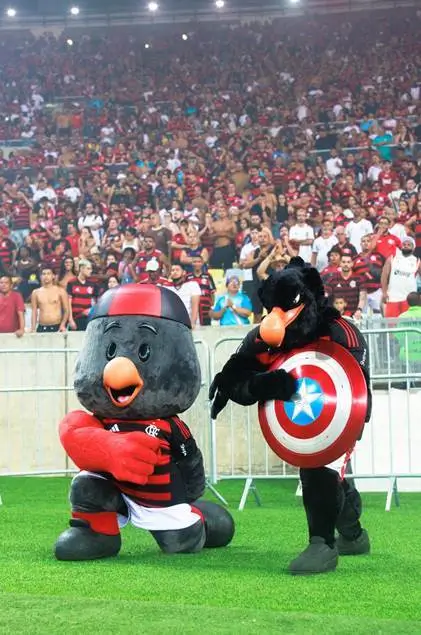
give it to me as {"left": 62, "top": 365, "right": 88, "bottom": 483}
{"left": 67, "top": 259, "right": 98, "bottom": 331}
{"left": 135, "top": 234, "right": 167, "bottom": 278}
{"left": 185, "top": 255, "right": 216, "bottom": 326}
{"left": 11, "top": 191, "right": 32, "bottom": 245}
{"left": 325, "top": 254, "right": 367, "bottom": 318}
{"left": 0, "top": 228, "right": 16, "bottom": 269}
{"left": 48, "top": 223, "right": 71, "bottom": 255}
{"left": 352, "top": 235, "right": 385, "bottom": 313}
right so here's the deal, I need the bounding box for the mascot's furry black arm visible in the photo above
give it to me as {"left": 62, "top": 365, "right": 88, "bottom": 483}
{"left": 210, "top": 257, "right": 371, "bottom": 422}
{"left": 209, "top": 337, "right": 297, "bottom": 418}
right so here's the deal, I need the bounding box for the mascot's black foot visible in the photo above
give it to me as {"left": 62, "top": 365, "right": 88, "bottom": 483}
{"left": 288, "top": 537, "right": 338, "bottom": 575}
{"left": 54, "top": 519, "right": 122, "bottom": 561}
{"left": 336, "top": 528, "right": 370, "bottom": 556}
{"left": 193, "top": 500, "right": 235, "bottom": 548}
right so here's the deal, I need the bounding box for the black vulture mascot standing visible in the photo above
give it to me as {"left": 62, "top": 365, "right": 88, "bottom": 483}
{"left": 55, "top": 284, "right": 234, "bottom": 560}
{"left": 209, "top": 257, "right": 371, "bottom": 575}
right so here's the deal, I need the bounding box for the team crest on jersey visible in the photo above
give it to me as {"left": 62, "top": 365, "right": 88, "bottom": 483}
{"left": 349, "top": 280, "right": 356, "bottom": 287}
{"left": 145, "top": 424, "right": 160, "bottom": 437}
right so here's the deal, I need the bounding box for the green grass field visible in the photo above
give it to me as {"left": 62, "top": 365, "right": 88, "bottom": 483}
{"left": 0, "top": 478, "right": 420, "bottom": 635}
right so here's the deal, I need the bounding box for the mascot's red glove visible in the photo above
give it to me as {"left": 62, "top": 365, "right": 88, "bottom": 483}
{"left": 59, "top": 410, "right": 160, "bottom": 485}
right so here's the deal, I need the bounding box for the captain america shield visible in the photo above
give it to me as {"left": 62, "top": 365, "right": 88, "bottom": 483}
{"left": 258, "top": 340, "right": 368, "bottom": 468}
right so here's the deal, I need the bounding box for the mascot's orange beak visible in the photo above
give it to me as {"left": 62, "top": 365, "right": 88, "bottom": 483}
{"left": 103, "top": 357, "right": 144, "bottom": 408}
{"left": 259, "top": 305, "right": 305, "bottom": 348}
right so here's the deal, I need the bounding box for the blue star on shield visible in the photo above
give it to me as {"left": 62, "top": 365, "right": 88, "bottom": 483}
{"left": 284, "top": 378, "right": 325, "bottom": 426}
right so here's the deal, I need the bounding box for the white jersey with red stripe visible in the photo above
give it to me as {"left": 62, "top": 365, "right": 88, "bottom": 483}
{"left": 388, "top": 252, "right": 419, "bottom": 301}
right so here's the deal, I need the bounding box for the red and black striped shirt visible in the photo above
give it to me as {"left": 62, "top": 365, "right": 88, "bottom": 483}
{"left": 100, "top": 416, "right": 197, "bottom": 507}
{"left": 324, "top": 273, "right": 365, "bottom": 316}
{"left": 0, "top": 237, "right": 16, "bottom": 267}
{"left": 185, "top": 272, "right": 216, "bottom": 324}
{"left": 12, "top": 204, "right": 31, "bottom": 230}
{"left": 67, "top": 278, "right": 98, "bottom": 318}
{"left": 352, "top": 252, "right": 384, "bottom": 293}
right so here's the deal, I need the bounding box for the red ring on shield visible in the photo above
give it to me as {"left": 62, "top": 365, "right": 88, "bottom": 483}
{"left": 258, "top": 340, "right": 368, "bottom": 468}
{"left": 274, "top": 366, "right": 336, "bottom": 439}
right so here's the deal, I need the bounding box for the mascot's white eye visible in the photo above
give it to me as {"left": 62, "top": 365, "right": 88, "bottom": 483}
{"left": 293, "top": 293, "right": 301, "bottom": 305}
{"left": 138, "top": 343, "right": 151, "bottom": 362}
{"left": 106, "top": 342, "right": 117, "bottom": 360}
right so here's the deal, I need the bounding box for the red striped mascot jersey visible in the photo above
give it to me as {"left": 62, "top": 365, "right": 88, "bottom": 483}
{"left": 99, "top": 416, "right": 198, "bottom": 507}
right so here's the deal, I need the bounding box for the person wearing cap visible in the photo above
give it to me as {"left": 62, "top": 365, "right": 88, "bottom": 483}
{"left": 210, "top": 275, "right": 252, "bottom": 326}
{"left": 139, "top": 258, "right": 173, "bottom": 287}
{"left": 381, "top": 236, "right": 420, "bottom": 317}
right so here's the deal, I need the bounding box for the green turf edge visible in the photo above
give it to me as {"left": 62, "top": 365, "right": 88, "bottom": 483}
{"left": 0, "top": 595, "right": 420, "bottom": 635}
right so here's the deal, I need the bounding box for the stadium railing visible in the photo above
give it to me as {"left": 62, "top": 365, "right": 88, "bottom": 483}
{"left": 0, "top": 324, "right": 420, "bottom": 511}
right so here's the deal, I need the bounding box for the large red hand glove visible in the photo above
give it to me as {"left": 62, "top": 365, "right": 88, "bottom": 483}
{"left": 59, "top": 410, "right": 160, "bottom": 485}
{"left": 105, "top": 432, "right": 160, "bottom": 485}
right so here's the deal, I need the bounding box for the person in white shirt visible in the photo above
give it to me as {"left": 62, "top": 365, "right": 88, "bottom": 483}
{"left": 384, "top": 207, "right": 408, "bottom": 242}
{"left": 169, "top": 264, "right": 201, "bottom": 328}
{"left": 367, "top": 155, "right": 382, "bottom": 182}
{"left": 78, "top": 203, "right": 104, "bottom": 246}
{"left": 345, "top": 206, "right": 373, "bottom": 253}
{"left": 239, "top": 228, "right": 260, "bottom": 283}
{"left": 100, "top": 125, "right": 115, "bottom": 145}
{"left": 311, "top": 220, "right": 338, "bottom": 271}
{"left": 325, "top": 149, "right": 343, "bottom": 179}
{"left": 381, "top": 237, "right": 420, "bottom": 317}
{"left": 63, "top": 179, "right": 82, "bottom": 204}
{"left": 167, "top": 150, "right": 181, "bottom": 173}
{"left": 32, "top": 178, "right": 57, "bottom": 205}
{"left": 289, "top": 209, "right": 314, "bottom": 263}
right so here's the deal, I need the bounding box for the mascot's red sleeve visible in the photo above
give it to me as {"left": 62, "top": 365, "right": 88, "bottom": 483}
{"left": 59, "top": 410, "right": 161, "bottom": 485}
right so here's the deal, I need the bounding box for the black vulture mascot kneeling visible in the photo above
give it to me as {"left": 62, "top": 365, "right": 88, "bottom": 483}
{"left": 55, "top": 284, "right": 234, "bottom": 561}
{"left": 209, "top": 257, "right": 371, "bottom": 575}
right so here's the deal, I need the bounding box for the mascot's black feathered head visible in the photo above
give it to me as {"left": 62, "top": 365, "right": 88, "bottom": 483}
{"left": 257, "top": 257, "right": 339, "bottom": 351}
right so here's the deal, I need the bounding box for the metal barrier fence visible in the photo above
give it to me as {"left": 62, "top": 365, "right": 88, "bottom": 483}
{"left": 0, "top": 327, "right": 420, "bottom": 510}
{"left": 210, "top": 327, "right": 421, "bottom": 509}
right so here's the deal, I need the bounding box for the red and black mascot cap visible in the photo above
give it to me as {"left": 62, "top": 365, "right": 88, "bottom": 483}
{"left": 89, "top": 284, "right": 191, "bottom": 328}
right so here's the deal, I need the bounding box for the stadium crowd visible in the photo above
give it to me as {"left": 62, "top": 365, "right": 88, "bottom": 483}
{"left": 1, "top": 10, "right": 421, "bottom": 335}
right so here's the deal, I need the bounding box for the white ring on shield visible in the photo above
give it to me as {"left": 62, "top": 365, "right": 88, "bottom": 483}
{"left": 264, "top": 351, "right": 352, "bottom": 455}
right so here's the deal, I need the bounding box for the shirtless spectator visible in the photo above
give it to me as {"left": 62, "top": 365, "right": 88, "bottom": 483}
{"left": 31, "top": 267, "right": 69, "bottom": 333}
{"left": 149, "top": 211, "right": 172, "bottom": 257}
{"left": 209, "top": 207, "right": 237, "bottom": 271}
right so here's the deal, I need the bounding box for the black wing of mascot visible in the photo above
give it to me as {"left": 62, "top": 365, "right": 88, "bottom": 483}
{"left": 210, "top": 257, "right": 372, "bottom": 575}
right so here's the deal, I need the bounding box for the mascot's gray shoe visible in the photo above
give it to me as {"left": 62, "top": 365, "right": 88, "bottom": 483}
{"left": 336, "top": 529, "right": 370, "bottom": 556}
{"left": 54, "top": 519, "right": 122, "bottom": 561}
{"left": 288, "top": 537, "right": 339, "bottom": 575}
